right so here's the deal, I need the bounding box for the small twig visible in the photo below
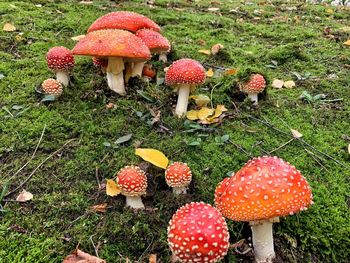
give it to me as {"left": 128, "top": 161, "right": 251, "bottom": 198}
{"left": 210, "top": 83, "right": 221, "bottom": 109}
{"left": 229, "top": 140, "right": 253, "bottom": 157}
{"left": 302, "top": 146, "right": 329, "bottom": 172}
{"left": 95, "top": 167, "right": 101, "bottom": 189}
{"left": 9, "top": 125, "right": 46, "bottom": 180}
{"left": 90, "top": 234, "right": 100, "bottom": 258}
{"left": 137, "top": 234, "right": 154, "bottom": 263}
{"left": 5, "top": 138, "right": 76, "bottom": 197}
{"left": 268, "top": 138, "right": 294, "bottom": 154}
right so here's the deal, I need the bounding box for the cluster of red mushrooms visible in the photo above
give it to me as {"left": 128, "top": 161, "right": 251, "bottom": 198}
{"left": 42, "top": 11, "right": 313, "bottom": 263}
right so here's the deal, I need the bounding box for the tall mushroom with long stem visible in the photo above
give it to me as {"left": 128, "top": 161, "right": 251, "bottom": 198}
{"left": 72, "top": 29, "right": 150, "bottom": 95}
{"left": 215, "top": 156, "right": 313, "bottom": 263}
{"left": 165, "top": 59, "right": 206, "bottom": 118}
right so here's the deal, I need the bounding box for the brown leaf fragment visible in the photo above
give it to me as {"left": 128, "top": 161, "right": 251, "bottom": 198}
{"left": 211, "top": 43, "right": 224, "bottom": 55}
{"left": 3, "top": 23, "right": 16, "bottom": 32}
{"left": 291, "top": 129, "right": 303, "bottom": 138}
{"left": 63, "top": 249, "right": 106, "bottom": 263}
{"left": 16, "top": 189, "right": 33, "bottom": 202}
{"left": 90, "top": 203, "right": 107, "bottom": 213}
{"left": 149, "top": 254, "right": 157, "bottom": 263}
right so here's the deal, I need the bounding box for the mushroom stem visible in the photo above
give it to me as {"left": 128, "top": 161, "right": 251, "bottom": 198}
{"left": 131, "top": 61, "right": 146, "bottom": 77}
{"left": 173, "top": 186, "right": 187, "bottom": 195}
{"left": 124, "top": 62, "right": 134, "bottom": 83}
{"left": 56, "top": 71, "right": 70, "bottom": 87}
{"left": 175, "top": 84, "right": 191, "bottom": 118}
{"left": 107, "top": 57, "right": 126, "bottom": 95}
{"left": 247, "top": 93, "right": 258, "bottom": 104}
{"left": 250, "top": 220, "right": 275, "bottom": 263}
{"left": 159, "top": 52, "right": 168, "bottom": 63}
{"left": 125, "top": 196, "right": 145, "bottom": 209}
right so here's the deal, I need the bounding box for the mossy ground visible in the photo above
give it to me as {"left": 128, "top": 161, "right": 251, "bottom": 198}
{"left": 1, "top": 0, "right": 350, "bottom": 262}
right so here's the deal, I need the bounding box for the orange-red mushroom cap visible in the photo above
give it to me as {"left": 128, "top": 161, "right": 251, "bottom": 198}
{"left": 165, "top": 58, "right": 206, "bottom": 86}
{"left": 41, "top": 78, "right": 63, "bottom": 96}
{"left": 215, "top": 156, "right": 313, "bottom": 222}
{"left": 46, "top": 46, "right": 74, "bottom": 72}
{"left": 240, "top": 74, "right": 266, "bottom": 94}
{"left": 165, "top": 162, "right": 192, "bottom": 188}
{"left": 87, "top": 11, "right": 160, "bottom": 33}
{"left": 168, "top": 202, "right": 230, "bottom": 263}
{"left": 116, "top": 166, "right": 147, "bottom": 196}
{"left": 72, "top": 29, "right": 151, "bottom": 62}
{"left": 136, "top": 29, "right": 170, "bottom": 54}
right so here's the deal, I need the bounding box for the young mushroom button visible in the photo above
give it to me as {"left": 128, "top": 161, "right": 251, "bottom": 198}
{"left": 165, "top": 59, "right": 206, "bottom": 118}
{"left": 215, "top": 156, "right": 313, "bottom": 263}
{"left": 239, "top": 74, "right": 266, "bottom": 104}
{"left": 46, "top": 46, "right": 74, "bottom": 87}
{"left": 116, "top": 165, "right": 148, "bottom": 209}
{"left": 165, "top": 162, "right": 192, "bottom": 195}
{"left": 41, "top": 78, "right": 63, "bottom": 96}
{"left": 168, "top": 202, "right": 230, "bottom": 263}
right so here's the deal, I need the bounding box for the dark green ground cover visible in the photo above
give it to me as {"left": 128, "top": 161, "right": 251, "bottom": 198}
{"left": 0, "top": 0, "right": 349, "bottom": 262}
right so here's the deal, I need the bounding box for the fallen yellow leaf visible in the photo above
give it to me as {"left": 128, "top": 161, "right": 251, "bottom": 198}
{"left": 343, "top": 39, "right": 350, "bottom": 46}
{"left": 189, "top": 94, "right": 211, "bottom": 107}
{"left": 71, "top": 35, "right": 85, "bottom": 41}
{"left": 272, "top": 79, "right": 284, "bottom": 89}
{"left": 211, "top": 43, "right": 224, "bottom": 55}
{"left": 149, "top": 254, "right": 157, "bottom": 263}
{"left": 224, "top": 68, "right": 237, "bottom": 75}
{"left": 200, "top": 118, "right": 220, "bottom": 125}
{"left": 325, "top": 8, "right": 334, "bottom": 14}
{"left": 106, "top": 179, "right": 121, "bottom": 196}
{"left": 16, "top": 189, "right": 33, "bottom": 202}
{"left": 135, "top": 148, "right": 169, "bottom": 169}
{"left": 291, "top": 129, "right": 303, "bottom": 138}
{"left": 186, "top": 110, "right": 199, "bottom": 120}
{"left": 206, "top": 68, "right": 214, "bottom": 77}
{"left": 198, "top": 49, "right": 211, "bottom": 55}
{"left": 3, "top": 23, "right": 16, "bottom": 32}
{"left": 197, "top": 107, "right": 215, "bottom": 120}
{"left": 284, "top": 80, "right": 296, "bottom": 89}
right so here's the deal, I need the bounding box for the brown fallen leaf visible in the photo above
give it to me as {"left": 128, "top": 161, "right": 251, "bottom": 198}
{"left": 106, "top": 102, "right": 116, "bottom": 109}
{"left": 291, "top": 129, "right": 303, "bottom": 139}
{"left": 16, "top": 189, "right": 33, "bottom": 202}
{"left": 106, "top": 179, "right": 121, "bottom": 197}
{"left": 211, "top": 43, "right": 224, "bottom": 55}
{"left": 71, "top": 35, "right": 85, "bottom": 41}
{"left": 149, "top": 254, "right": 157, "bottom": 263}
{"left": 343, "top": 39, "right": 350, "bottom": 46}
{"left": 224, "top": 68, "right": 237, "bottom": 75}
{"left": 151, "top": 110, "right": 161, "bottom": 125}
{"left": 198, "top": 49, "right": 211, "bottom": 56}
{"left": 207, "top": 7, "right": 220, "bottom": 12}
{"left": 63, "top": 249, "right": 106, "bottom": 263}
{"left": 90, "top": 203, "right": 107, "bottom": 213}
{"left": 3, "top": 23, "right": 16, "bottom": 32}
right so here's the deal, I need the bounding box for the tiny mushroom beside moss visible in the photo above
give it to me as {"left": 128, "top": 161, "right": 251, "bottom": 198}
{"left": 239, "top": 74, "right": 266, "bottom": 104}
{"left": 165, "top": 162, "right": 192, "bottom": 195}
{"left": 165, "top": 59, "right": 206, "bottom": 118}
{"left": 215, "top": 156, "right": 313, "bottom": 263}
{"left": 168, "top": 202, "right": 230, "bottom": 263}
{"left": 46, "top": 46, "right": 74, "bottom": 87}
{"left": 116, "top": 165, "right": 148, "bottom": 209}
{"left": 72, "top": 29, "right": 151, "bottom": 96}
{"left": 41, "top": 78, "right": 63, "bottom": 96}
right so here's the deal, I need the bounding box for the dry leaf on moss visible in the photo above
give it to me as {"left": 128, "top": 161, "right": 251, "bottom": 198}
{"left": 135, "top": 148, "right": 169, "bottom": 169}
{"left": 206, "top": 68, "right": 214, "bottom": 77}
{"left": 63, "top": 249, "right": 106, "bottom": 263}
{"left": 284, "top": 80, "right": 296, "bottom": 89}
{"left": 189, "top": 94, "right": 211, "bottom": 107}
{"left": 106, "top": 179, "right": 121, "bottom": 197}
{"left": 197, "top": 107, "right": 215, "bottom": 120}
{"left": 224, "top": 68, "right": 237, "bottom": 75}
{"left": 291, "top": 129, "right": 303, "bottom": 138}
{"left": 272, "top": 79, "right": 284, "bottom": 89}
{"left": 149, "top": 254, "right": 157, "bottom": 263}
{"left": 207, "top": 105, "right": 228, "bottom": 120}
{"left": 198, "top": 49, "right": 211, "bottom": 55}
{"left": 186, "top": 110, "right": 199, "bottom": 120}
{"left": 90, "top": 203, "right": 107, "bottom": 213}
{"left": 211, "top": 43, "right": 224, "bottom": 55}
{"left": 343, "top": 39, "right": 350, "bottom": 46}
{"left": 16, "top": 189, "right": 33, "bottom": 202}
{"left": 3, "top": 23, "right": 16, "bottom": 32}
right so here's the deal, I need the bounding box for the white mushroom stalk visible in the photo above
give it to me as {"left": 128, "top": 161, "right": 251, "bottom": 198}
{"left": 159, "top": 52, "right": 168, "bottom": 63}
{"left": 131, "top": 61, "right": 146, "bottom": 77}
{"left": 173, "top": 186, "right": 187, "bottom": 195}
{"left": 175, "top": 84, "right": 191, "bottom": 118}
{"left": 107, "top": 57, "right": 126, "bottom": 95}
{"left": 56, "top": 71, "right": 70, "bottom": 87}
{"left": 250, "top": 219, "right": 278, "bottom": 263}
{"left": 248, "top": 93, "right": 259, "bottom": 104}
{"left": 125, "top": 196, "right": 145, "bottom": 209}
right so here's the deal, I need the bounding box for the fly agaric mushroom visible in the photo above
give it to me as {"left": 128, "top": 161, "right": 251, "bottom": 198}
{"left": 46, "top": 46, "right": 74, "bottom": 87}
{"left": 87, "top": 11, "right": 160, "bottom": 33}
{"left": 215, "top": 156, "right": 313, "bottom": 263}
{"left": 116, "top": 165, "right": 147, "bottom": 209}
{"left": 41, "top": 78, "right": 63, "bottom": 96}
{"left": 165, "top": 162, "right": 192, "bottom": 195}
{"left": 239, "top": 74, "right": 266, "bottom": 104}
{"left": 134, "top": 29, "right": 171, "bottom": 76}
{"left": 165, "top": 59, "right": 206, "bottom": 117}
{"left": 142, "top": 64, "right": 156, "bottom": 82}
{"left": 72, "top": 29, "right": 151, "bottom": 95}
{"left": 168, "top": 202, "right": 230, "bottom": 263}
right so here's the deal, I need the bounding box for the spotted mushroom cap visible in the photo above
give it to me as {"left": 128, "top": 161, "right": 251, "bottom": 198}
{"left": 168, "top": 202, "right": 230, "bottom": 263}
{"left": 92, "top": 57, "right": 108, "bottom": 68}
{"left": 87, "top": 11, "right": 160, "bottom": 33}
{"left": 239, "top": 74, "right": 266, "bottom": 94}
{"left": 165, "top": 59, "right": 206, "bottom": 87}
{"left": 142, "top": 64, "right": 156, "bottom": 78}
{"left": 165, "top": 162, "right": 192, "bottom": 188}
{"left": 41, "top": 78, "right": 63, "bottom": 96}
{"left": 215, "top": 156, "right": 313, "bottom": 222}
{"left": 72, "top": 29, "right": 151, "bottom": 62}
{"left": 116, "top": 165, "right": 147, "bottom": 197}
{"left": 46, "top": 46, "right": 75, "bottom": 72}
{"left": 135, "top": 29, "right": 170, "bottom": 54}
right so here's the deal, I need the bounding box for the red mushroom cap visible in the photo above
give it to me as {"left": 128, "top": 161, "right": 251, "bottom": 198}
{"left": 165, "top": 162, "right": 192, "bottom": 189}
{"left": 41, "top": 78, "right": 63, "bottom": 95}
{"left": 215, "top": 156, "right": 313, "bottom": 222}
{"left": 87, "top": 11, "right": 160, "bottom": 33}
{"left": 72, "top": 29, "right": 151, "bottom": 62}
{"left": 240, "top": 74, "right": 266, "bottom": 94}
{"left": 142, "top": 64, "right": 156, "bottom": 78}
{"left": 135, "top": 29, "right": 170, "bottom": 54}
{"left": 168, "top": 202, "right": 230, "bottom": 263}
{"left": 46, "top": 46, "right": 75, "bottom": 72}
{"left": 116, "top": 165, "right": 147, "bottom": 196}
{"left": 165, "top": 59, "right": 206, "bottom": 86}
{"left": 92, "top": 57, "right": 108, "bottom": 68}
